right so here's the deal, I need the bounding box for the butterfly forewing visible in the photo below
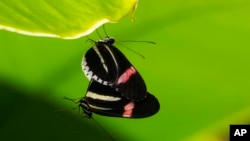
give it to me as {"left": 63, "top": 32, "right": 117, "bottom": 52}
{"left": 82, "top": 44, "right": 118, "bottom": 85}
{"left": 80, "top": 81, "right": 160, "bottom": 118}
{"left": 109, "top": 46, "right": 147, "bottom": 100}
{"left": 83, "top": 38, "right": 147, "bottom": 100}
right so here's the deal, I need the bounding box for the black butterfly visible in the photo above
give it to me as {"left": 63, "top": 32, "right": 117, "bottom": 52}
{"left": 82, "top": 37, "right": 147, "bottom": 101}
{"left": 80, "top": 80, "right": 160, "bottom": 118}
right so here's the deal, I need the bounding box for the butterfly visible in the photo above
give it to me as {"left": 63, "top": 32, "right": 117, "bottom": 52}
{"left": 79, "top": 80, "right": 160, "bottom": 118}
{"left": 82, "top": 37, "right": 148, "bottom": 101}
{"left": 80, "top": 37, "right": 159, "bottom": 118}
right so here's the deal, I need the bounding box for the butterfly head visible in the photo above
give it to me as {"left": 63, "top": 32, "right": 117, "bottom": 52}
{"left": 97, "top": 37, "right": 115, "bottom": 46}
{"left": 79, "top": 98, "right": 92, "bottom": 118}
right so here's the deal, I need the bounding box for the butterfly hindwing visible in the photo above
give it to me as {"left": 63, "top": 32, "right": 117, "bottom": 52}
{"left": 80, "top": 81, "right": 160, "bottom": 118}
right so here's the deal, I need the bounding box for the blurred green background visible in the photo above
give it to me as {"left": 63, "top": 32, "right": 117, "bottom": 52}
{"left": 0, "top": 0, "right": 250, "bottom": 141}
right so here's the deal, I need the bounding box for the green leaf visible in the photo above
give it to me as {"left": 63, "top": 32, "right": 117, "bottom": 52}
{"left": 0, "top": 0, "right": 137, "bottom": 39}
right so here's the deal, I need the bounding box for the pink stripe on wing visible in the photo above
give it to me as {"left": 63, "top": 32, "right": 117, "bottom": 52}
{"left": 123, "top": 101, "right": 135, "bottom": 117}
{"left": 117, "top": 67, "right": 136, "bottom": 85}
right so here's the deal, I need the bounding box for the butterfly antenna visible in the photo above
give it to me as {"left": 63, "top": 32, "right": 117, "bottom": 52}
{"left": 63, "top": 96, "right": 80, "bottom": 104}
{"left": 86, "top": 36, "right": 96, "bottom": 44}
{"left": 55, "top": 97, "right": 80, "bottom": 112}
{"left": 118, "top": 40, "right": 156, "bottom": 44}
{"left": 96, "top": 28, "right": 103, "bottom": 39}
{"left": 91, "top": 118, "right": 115, "bottom": 141}
{"left": 116, "top": 42, "right": 145, "bottom": 59}
{"left": 102, "top": 25, "right": 110, "bottom": 38}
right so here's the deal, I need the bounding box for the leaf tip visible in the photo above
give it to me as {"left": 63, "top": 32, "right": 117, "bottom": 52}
{"left": 129, "top": 0, "right": 138, "bottom": 22}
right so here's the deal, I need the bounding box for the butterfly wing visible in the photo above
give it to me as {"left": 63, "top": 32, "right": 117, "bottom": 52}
{"left": 110, "top": 46, "right": 147, "bottom": 101}
{"left": 82, "top": 44, "right": 118, "bottom": 85}
{"left": 80, "top": 81, "right": 160, "bottom": 118}
{"left": 83, "top": 38, "right": 147, "bottom": 100}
